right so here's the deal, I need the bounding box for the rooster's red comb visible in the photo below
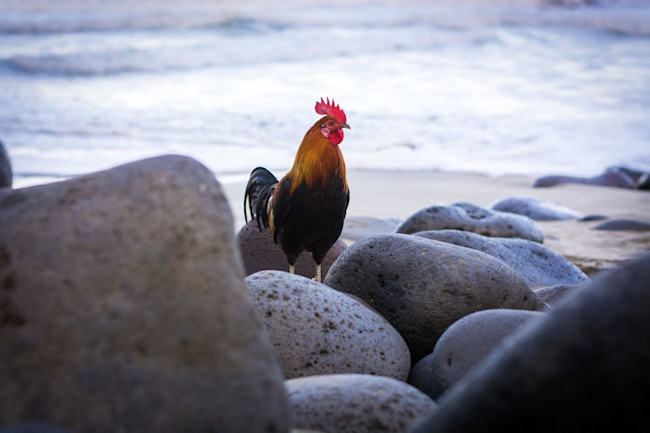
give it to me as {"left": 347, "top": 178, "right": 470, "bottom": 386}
{"left": 315, "top": 97, "right": 347, "bottom": 124}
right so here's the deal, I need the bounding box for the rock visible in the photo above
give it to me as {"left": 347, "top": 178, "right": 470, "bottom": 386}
{"left": 408, "top": 252, "right": 650, "bottom": 433}
{"left": 593, "top": 218, "right": 650, "bottom": 231}
{"left": 637, "top": 172, "right": 650, "bottom": 190}
{"left": 341, "top": 215, "right": 401, "bottom": 241}
{"left": 0, "top": 155, "right": 289, "bottom": 433}
{"left": 0, "top": 139, "right": 12, "bottom": 189}
{"left": 408, "top": 354, "right": 440, "bottom": 400}
{"left": 534, "top": 284, "right": 581, "bottom": 305}
{"left": 245, "top": 270, "right": 411, "bottom": 380}
{"left": 579, "top": 214, "right": 608, "bottom": 222}
{"left": 490, "top": 196, "right": 583, "bottom": 221}
{"left": 414, "top": 230, "right": 588, "bottom": 288}
{"left": 395, "top": 202, "right": 544, "bottom": 243}
{"left": 617, "top": 166, "right": 650, "bottom": 189}
{"left": 286, "top": 374, "right": 436, "bottom": 433}
{"left": 429, "top": 309, "right": 545, "bottom": 398}
{"left": 323, "top": 234, "right": 546, "bottom": 362}
{"left": 533, "top": 167, "right": 636, "bottom": 189}
{"left": 237, "top": 219, "right": 346, "bottom": 280}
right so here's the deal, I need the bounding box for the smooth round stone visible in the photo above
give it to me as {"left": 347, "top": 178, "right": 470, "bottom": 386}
{"left": 533, "top": 167, "right": 636, "bottom": 189}
{"left": 396, "top": 202, "right": 544, "bottom": 243}
{"left": 246, "top": 270, "right": 411, "bottom": 380}
{"left": 429, "top": 309, "right": 546, "bottom": 397}
{"left": 286, "top": 374, "right": 436, "bottom": 433}
{"left": 490, "top": 196, "right": 583, "bottom": 221}
{"left": 592, "top": 218, "right": 650, "bottom": 231}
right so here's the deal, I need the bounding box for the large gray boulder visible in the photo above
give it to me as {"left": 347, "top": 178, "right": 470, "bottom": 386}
{"left": 286, "top": 374, "right": 436, "bottom": 433}
{"left": 415, "top": 230, "right": 588, "bottom": 288}
{"left": 490, "top": 196, "right": 583, "bottom": 221}
{"left": 396, "top": 202, "right": 544, "bottom": 243}
{"left": 409, "top": 252, "right": 650, "bottom": 433}
{"left": 0, "top": 139, "right": 12, "bottom": 188}
{"left": 237, "top": 219, "right": 346, "bottom": 280}
{"left": 246, "top": 271, "right": 411, "bottom": 380}
{"left": 0, "top": 155, "right": 289, "bottom": 433}
{"left": 324, "top": 234, "right": 546, "bottom": 362}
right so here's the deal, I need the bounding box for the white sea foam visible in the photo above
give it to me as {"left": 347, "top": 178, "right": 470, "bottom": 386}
{"left": 1, "top": 0, "right": 649, "bottom": 183}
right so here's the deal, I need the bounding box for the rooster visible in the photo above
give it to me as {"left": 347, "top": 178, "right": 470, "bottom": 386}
{"left": 244, "top": 98, "right": 350, "bottom": 283}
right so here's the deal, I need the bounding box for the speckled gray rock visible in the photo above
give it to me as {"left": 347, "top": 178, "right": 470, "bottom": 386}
{"left": 0, "top": 155, "right": 289, "bottom": 433}
{"left": 593, "top": 218, "right": 650, "bottom": 231}
{"left": 237, "top": 219, "right": 347, "bottom": 279}
{"left": 246, "top": 271, "right": 411, "bottom": 380}
{"left": 286, "top": 374, "right": 436, "bottom": 433}
{"left": 534, "top": 284, "right": 581, "bottom": 305}
{"left": 490, "top": 196, "right": 583, "bottom": 221}
{"left": 429, "top": 309, "right": 545, "bottom": 398}
{"left": 408, "top": 252, "right": 650, "bottom": 433}
{"left": 395, "top": 202, "right": 544, "bottom": 243}
{"left": 0, "top": 139, "right": 12, "bottom": 189}
{"left": 414, "top": 230, "right": 588, "bottom": 288}
{"left": 324, "top": 234, "right": 546, "bottom": 362}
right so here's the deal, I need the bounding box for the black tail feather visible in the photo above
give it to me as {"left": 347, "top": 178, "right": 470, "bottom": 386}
{"left": 244, "top": 167, "right": 278, "bottom": 231}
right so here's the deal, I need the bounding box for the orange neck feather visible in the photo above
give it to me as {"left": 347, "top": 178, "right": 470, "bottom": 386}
{"left": 287, "top": 117, "right": 348, "bottom": 194}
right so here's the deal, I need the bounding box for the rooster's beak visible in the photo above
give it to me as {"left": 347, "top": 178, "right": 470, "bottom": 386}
{"left": 341, "top": 122, "right": 351, "bottom": 129}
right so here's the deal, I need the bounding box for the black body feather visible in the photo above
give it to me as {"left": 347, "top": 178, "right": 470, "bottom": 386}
{"left": 244, "top": 166, "right": 349, "bottom": 267}
{"left": 244, "top": 166, "right": 278, "bottom": 231}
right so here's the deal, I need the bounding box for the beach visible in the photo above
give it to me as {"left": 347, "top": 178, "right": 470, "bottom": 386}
{"left": 223, "top": 169, "right": 650, "bottom": 274}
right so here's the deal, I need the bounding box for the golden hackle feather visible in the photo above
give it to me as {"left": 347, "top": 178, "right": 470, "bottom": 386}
{"left": 284, "top": 115, "right": 348, "bottom": 196}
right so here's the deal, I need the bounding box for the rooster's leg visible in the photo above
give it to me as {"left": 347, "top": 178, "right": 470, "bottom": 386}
{"left": 289, "top": 265, "right": 295, "bottom": 275}
{"left": 313, "top": 264, "right": 322, "bottom": 284}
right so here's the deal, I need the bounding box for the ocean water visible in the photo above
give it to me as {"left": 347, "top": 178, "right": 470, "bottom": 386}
{"left": 1, "top": 0, "right": 649, "bottom": 186}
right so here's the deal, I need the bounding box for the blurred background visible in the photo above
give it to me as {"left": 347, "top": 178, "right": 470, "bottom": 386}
{"left": 1, "top": 0, "right": 649, "bottom": 187}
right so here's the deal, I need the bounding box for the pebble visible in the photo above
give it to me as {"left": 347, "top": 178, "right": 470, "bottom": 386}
{"left": 0, "top": 155, "right": 288, "bottom": 433}
{"left": 592, "top": 218, "right": 650, "bottom": 231}
{"left": 395, "top": 202, "right": 544, "bottom": 243}
{"left": 246, "top": 270, "right": 411, "bottom": 380}
{"left": 533, "top": 167, "right": 636, "bottom": 189}
{"left": 408, "top": 252, "right": 650, "bottom": 432}
{"left": 324, "top": 234, "right": 546, "bottom": 363}
{"left": 237, "top": 219, "right": 347, "bottom": 280}
{"left": 286, "top": 374, "right": 436, "bottom": 433}
{"left": 414, "top": 229, "right": 588, "bottom": 288}
{"left": 490, "top": 196, "right": 583, "bottom": 221}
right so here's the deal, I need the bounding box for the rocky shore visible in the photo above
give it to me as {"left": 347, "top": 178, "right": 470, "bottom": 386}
{"left": 2, "top": 155, "right": 649, "bottom": 433}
